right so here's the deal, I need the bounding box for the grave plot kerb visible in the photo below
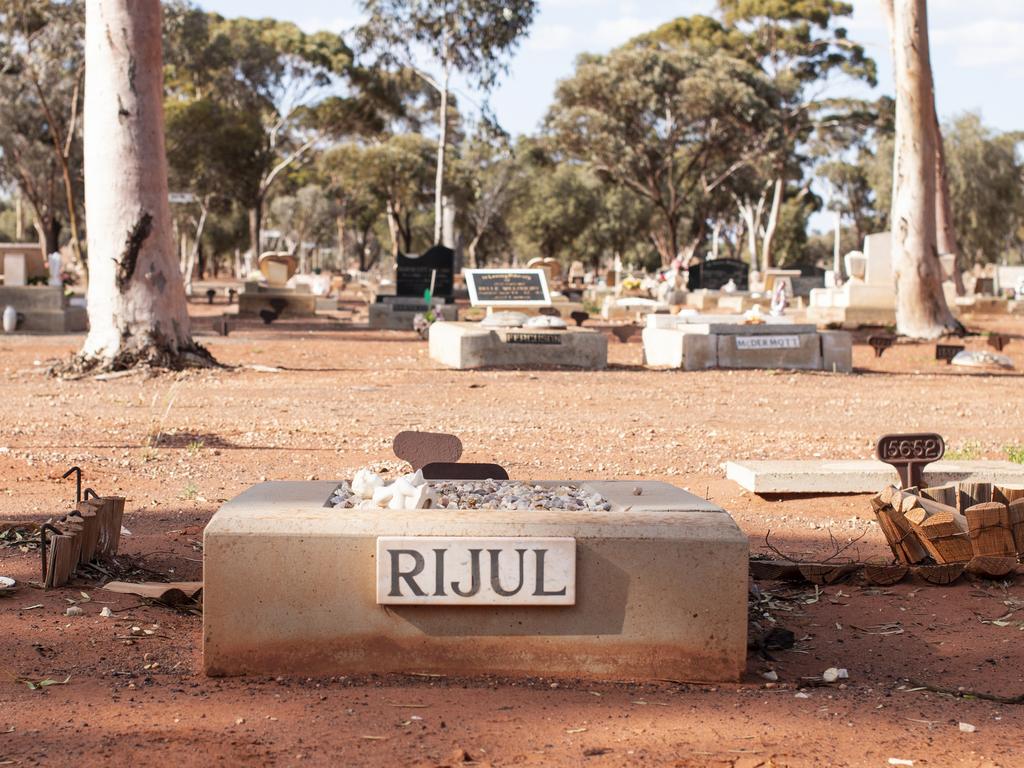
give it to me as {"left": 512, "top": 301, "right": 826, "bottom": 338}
{"left": 203, "top": 480, "right": 748, "bottom": 682}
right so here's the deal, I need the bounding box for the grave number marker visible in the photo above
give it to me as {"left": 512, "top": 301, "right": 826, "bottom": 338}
{"left": 876, "top": 432, "right": 945, "bottom": 489}
{"left": 868, "top": 334, "right": 895, "bottom": 358}
{"left": 987, "top": 334, "right": 1010, "bottom": 352}
{"left": 935, "top": 344, "right": 964, "bottom": 364}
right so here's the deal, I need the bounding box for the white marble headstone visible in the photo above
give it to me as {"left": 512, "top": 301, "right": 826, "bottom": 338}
{"left": 862, "top": 233, "right": 892, "bottom": 286}
{"left": 3, "top": 254, "right": 26, "bottom": 287}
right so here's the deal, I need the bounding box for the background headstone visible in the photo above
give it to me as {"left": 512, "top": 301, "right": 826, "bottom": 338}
{"left": 3, "top": 254, "right": 27, "bottom": 287}
{"left": 687, "top": 258, "right": 749, "bottom": 291}
{"left": 397, "top": 246, "right": 454, "bottom": 299}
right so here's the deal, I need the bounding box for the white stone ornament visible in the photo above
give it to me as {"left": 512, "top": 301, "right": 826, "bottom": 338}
{"left": 481, "top": 311, "right": 529, "bottom": 328}
{"left": 372, "top": 484, "right": 395, "bottom": 508}
{"left": 352, "top": 469, "right": 383, "bottom": 499}
{"left": 48, "top": 251, "right": 62, "bottom": 286}
{"left": 525, "top": 315, "right": 567, "bottom": 329}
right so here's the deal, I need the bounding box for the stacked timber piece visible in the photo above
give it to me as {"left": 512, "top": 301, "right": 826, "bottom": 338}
{"left": 871, "top": 481, "right": 1024, "bottom": 584}
{"left": 42, "top": 493, "right": 126, "bottom": 588}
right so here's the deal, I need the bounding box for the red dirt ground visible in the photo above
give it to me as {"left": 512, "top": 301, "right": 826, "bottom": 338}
{"left": 1, "top": 298, "right": 1023, "bottom": 767}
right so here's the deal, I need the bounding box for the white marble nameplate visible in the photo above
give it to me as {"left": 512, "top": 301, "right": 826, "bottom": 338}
{"left": 735, "top": 335, "right": 800, "bottom": 350}
{"left": 376, "top": 536, "right": 576, "bottom": 606}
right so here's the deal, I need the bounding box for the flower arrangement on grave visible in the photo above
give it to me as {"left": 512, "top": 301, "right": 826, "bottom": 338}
{"left": 621, "top": 276, "right": 642, "bottom": 291}
{"left": 412, "top": 273, "right": 439, "bottom": 339}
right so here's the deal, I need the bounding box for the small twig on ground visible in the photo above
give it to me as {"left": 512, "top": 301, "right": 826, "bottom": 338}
{"left": 819, "top": 528, "right": 868, "bottom": 563}
{"left": 905, "top": 679, "right": 1024, "bottom": 705}
{"left": 762, "top": 527, "right": 868, "bottom": 564}
{"left": 763, "top": 530, "right": 793, "bottom": 561}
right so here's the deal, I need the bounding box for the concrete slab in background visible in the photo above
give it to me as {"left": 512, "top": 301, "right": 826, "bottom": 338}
{"left": 725, "top": 459, "right": 1024, "bottom": 495}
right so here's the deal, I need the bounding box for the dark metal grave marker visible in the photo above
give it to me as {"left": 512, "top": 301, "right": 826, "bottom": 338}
{"left": 611, "top": 325, "right": 638, "bottom": 343}
{"left": 876, "top": 433, "right": 945, "bottom": 489}
{"left": 935, "top": 343, "right": 964, "bottom": 364}
{"left": 570, "top": 311, "right": 589, "bottom": 327}
{"left": 868, "top": 334, "right": 895, "bottom": 358}
{"left": 987, "top": 333, "right": 1010, "bottom": 352}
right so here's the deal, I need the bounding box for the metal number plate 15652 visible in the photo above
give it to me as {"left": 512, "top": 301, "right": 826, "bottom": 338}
{"left": 875, "top": 433, "right": 945, "bottom": 488}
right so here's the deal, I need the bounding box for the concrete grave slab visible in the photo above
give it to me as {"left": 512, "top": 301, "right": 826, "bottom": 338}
{"left": 726, "top": 459, "right": 1024, "bottom": 495}
{"left": 0, "top": 286, "right": 88, "bottom": 332}
{"left": 429, "top": 321, "right": 607, "bottom": 370}
{"left": 641, "top": 320, "right": 851, "bottom": 372}
{"left": 369, "top": 298, "right": 458, "bottom": 330}
{"left": 204, "top": 480, "right": 748, "bottom": 681}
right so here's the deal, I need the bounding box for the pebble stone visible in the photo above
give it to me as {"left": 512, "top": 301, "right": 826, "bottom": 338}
{"left": 329, "top": 479, "right": 611, "bottom": 511}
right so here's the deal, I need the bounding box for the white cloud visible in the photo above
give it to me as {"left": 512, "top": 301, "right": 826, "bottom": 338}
{"left": 933, "top": 20, "right": 1024, "bottom": 68}
{"left": 592, "top": 16, "right": 661, "bottom": 47}
{"left": 526, "top": 23, "right": 575, "bottom": 52}
{"left": 298, "top": 14, "right": 365, "bottom": 34}
{"left": 931, "top": 0, "right": 1023, "bottom": 15}
{"left": 844, "top": 0, "right": 886, "bottom": 32}
{"left": 545, "top": 0, "right": 610, "bottom": 8}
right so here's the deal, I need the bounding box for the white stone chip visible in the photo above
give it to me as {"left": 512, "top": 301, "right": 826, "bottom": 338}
{"left": 330, "top": 478, "right": 611, "bottom": 512}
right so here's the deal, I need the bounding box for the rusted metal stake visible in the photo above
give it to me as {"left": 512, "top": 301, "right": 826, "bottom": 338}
{"left": 62, "top": 466, "right": 82, "bottom": 504}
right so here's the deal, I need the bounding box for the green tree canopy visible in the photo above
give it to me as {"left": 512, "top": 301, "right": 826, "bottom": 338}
{"left": 547, "top": 45, "right": 781, "bottom": 265}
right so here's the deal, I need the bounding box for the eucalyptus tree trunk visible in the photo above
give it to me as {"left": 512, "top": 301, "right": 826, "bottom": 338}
{"left": 75, "top": 0, "right": 211, "bottom": 371}
{"left": 890, "top": 0, "right": 960, "bottom": 338}
{"left": 760, "top": 178, "right": 783, "bottom": 274}
{"left": 433, "top": 57, "right": 451, "bottom": 246}
{"left": 881, "top": 0, "right": 965, "bottom": 297}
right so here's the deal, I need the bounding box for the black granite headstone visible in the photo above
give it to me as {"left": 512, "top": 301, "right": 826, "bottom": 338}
{"left": 396, "top": 246, "right": 454, "bottom": 299}
{"left": 686, "top": 258, "right": 749, "bottom": 291}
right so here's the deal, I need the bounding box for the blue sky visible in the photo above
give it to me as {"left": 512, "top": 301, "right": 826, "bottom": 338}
{"left": 199, "top": 0, "right": 1024, "bottom": 136}
{"left": 199, "top": 1, "right": 1022, "bottom": 235}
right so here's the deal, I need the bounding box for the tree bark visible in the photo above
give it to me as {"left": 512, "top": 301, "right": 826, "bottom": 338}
{"left": 760, "top": 178, "right": 783, "bottom": 274}
{"left": 28, "top": 66, "right": 86, "bottom": 275}
{"left": 182, "top": 198, "right": 209, "bottom": 296}
{"left": 75, "top": 0, "right": 211, "bottom": 371}
{"left": 433, "top": 57, "right": 450, "bottom": 247}
{"left": 467, "top": 235, "right": 481, "bottom": 269}
{"left": 890, "top": 0, "right": 960, "bottom": 339}
{"left": 247, "top": 205, "right": 262, "bottom": 264}
{"left": 882, "top": 0, "right": 964, "bottom": 296}
{"left": 933, "top": 111, "right": 966, "bottom": 295}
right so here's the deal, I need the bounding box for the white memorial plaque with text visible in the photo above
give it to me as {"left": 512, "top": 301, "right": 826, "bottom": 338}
{"left": 735, "top": 335, "right": 800, "bottom": 350}
{"left": 376, "top": 536, "right": 575, "bottom": 606}
{"left": 464, "top": 269, "right": 552, "bottom": 307}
